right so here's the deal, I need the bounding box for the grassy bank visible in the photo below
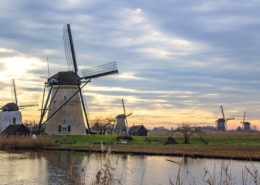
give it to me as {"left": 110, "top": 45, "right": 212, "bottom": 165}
{"left": 51, "top": 135, "right": 260, "bottom": 146}
{"left": 0, "top": 135, "right": 59, "bottom": 149}
{"left": 47, "top": 144, "right": 260, "bottom": 160}
{"left": 47, "top": 134, "right": 260, "bottom": 159}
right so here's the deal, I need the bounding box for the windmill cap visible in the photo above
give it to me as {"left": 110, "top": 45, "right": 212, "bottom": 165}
{"left": 216, "top": 118, "right": 225, "bottom": 122}
{"left": 116, "top": 114, "right": 126, "bottom": 119}
{"left": 50, "top": 71, "right": 81, "bottom": 85}
{"left": 1, "top": 103, "right": 19, "bottom": 111}
{"left": 243, "top": 122, "right": 251, "bottom": 125}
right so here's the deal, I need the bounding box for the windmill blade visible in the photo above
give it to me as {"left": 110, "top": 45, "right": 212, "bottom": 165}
{"left": 226, "top": 117, "right": 235, "bottom": 120}
{"left": 122, "top": 99, "right": 128, "bottom": 127}
{"left": 82, "top": 94, "right": 91, "bottom": 126}
{"left": 122, "top": 99, "right": 126, "bottom": 115}
{"left": 243, "top": 112, "right": 246, "bottom": 124}
{"left": 63, "top": 24, "right": 78, "bottom": 73}
{"left": 220, "top": 106, "right": 226, "bottom": 121}
{"left": 81, "top": 62, "right": 118, "bottom": 80}
{"left": 47, "top": 57, "right": 50, "bottom": 78}
{"left": 19, "top": 101, "right": 38, "bottom": 108}
{"left": 10, "top": 79, "right": 18, "bottom": 105}
{"left": 126, "top": 111, "right": 132, "bottom": 117}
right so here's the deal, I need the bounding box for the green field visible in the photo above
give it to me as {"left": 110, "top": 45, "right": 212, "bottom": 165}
{"left": 50, "top": 135, "right": 260, "bottom": 146}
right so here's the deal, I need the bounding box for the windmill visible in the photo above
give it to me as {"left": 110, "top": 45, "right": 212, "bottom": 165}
{"left": 240, "top": 112, "right": 251, "bottom": 132}
{"left": 115, "top": 99, "right": 132, "bottom": 134}
{"left": 0, "top": 79, "right": 37, "bottom": 132}
{"left": 215, "top": 105, "right": 235, "bottom": 131}
{"left": 39, "top": 24, "right": 118, "bottom": 135}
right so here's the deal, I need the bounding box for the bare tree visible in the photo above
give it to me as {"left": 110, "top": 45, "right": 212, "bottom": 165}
{"left": 91, "top": 116, "right": 116, "bottom": 134}
{"left": 167, "top": 123, "right": 203, "bottom": 144}
{"left": 252, "top": 125, "right": 258, "bottom": 131}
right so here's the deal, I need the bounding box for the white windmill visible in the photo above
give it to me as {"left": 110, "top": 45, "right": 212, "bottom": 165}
{"left": 0, "top": 79, "right": 37, "bottom": 132}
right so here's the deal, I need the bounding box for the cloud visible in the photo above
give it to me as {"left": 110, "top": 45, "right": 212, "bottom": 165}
{"left": 0, "top": 0, "right": 260, "bottom": 129}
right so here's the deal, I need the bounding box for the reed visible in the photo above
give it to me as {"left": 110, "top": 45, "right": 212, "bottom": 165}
{"left": 149, "top": 131, "right": 260, "bottom": 137}
{"left": 0, "top": 135, "right": 59, "bottom": 149}
{"left": 148, "top": 131, "right": 170, "bottom": 136}
{"left": 169, "top": 157, "right": 260, "bottom": 185}
{"left": 203, "top": 131, "right": 260, "bottom": 137}
{"left": 68, "top": 146, "right": 260, "bottom": 185}
{"left": 68, "top": 146, "right": 124, "bottom": 185}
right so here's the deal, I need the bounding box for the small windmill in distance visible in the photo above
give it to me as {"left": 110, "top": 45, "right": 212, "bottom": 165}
{"left": 115, "top": 99, "right": 133, "bottom": 135}
{"left": 240, "top": 112, "right": 251, "bottom": 132}
{"left": 215, "top": 105, "right": 235, "bottom": 131}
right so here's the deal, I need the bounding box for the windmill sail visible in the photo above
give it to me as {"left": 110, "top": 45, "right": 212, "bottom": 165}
{"left": 63, "top": 24, "right": 78, "bottom": 73}
{"left": 81, "top": 62, "right": 118, "bottom": 80}
{"left": 122, "top": 99, "right": 128, "bottom": 126}
{"left": 82, "top": 95, "right": 91, "bottom": 126}
{"left": 226, "top": 117, "right": 235, "bottom": 120}
{"left": 10, "top": 79, "right": 18, "bottom": 105}
{"left": 126, "top": 111, "right": 132, "bottom": 117}
{"left": 221, "top": 106, "right": 225, "bottom": 120}
{"left": 19, "top": 101, "right": 38, "bottom": 108}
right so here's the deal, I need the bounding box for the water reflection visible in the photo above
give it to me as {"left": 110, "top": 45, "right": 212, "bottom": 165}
{"left": 0, "top": 150, "right": 259, "bottom": 185}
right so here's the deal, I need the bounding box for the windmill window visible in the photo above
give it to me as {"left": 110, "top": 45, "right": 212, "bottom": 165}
{"left": 64, "top": 106, "right": 67, "bottom": 112}
{"left": 59, "top": 125, "right": 70, "bottom": 132}
{"left": 63, "top": 117, "right": 66, "bottom": 123}
{"left": 61, "top": 125, "right": 68, "bottom": 132}
{"left": 13, "top": 118, "right": 16, "bottom": 124}
{"left": 64, "top": 95, "right": 67, "bottom": 100}
{"left": 76, "top": 116, "right": 80, "bottom": 122}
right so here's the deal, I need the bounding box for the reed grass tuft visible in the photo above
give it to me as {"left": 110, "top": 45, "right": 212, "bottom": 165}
{"left": 0, "top": 135, "right": 59, "bottom": 149}
{"left": 149, "top": 131, "right": 260, "bottom": 137}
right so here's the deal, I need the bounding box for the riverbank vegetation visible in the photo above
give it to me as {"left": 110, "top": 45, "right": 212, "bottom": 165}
{"left": 149, "top": 130, "right": 260, "bottom": 137}
{"left": 48, "top": 134, "right": 260, "bottom": 159}
{"left": 0, "top": 135, "right": 59, "bottom": 149}
{"left": 67, "top": 147, "right": 260, "bottom": 185}
{"left": 49, "top": 144, "right": 260, "bottom": 160}
{"left": 51, "top": 134, "right": 260, "bottom": 146}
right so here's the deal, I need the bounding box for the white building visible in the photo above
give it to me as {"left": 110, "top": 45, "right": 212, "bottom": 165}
{"left": 0, "top": 103, "right": 22, "bottom": 132}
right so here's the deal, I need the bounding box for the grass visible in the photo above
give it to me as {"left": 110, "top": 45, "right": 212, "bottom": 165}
{"left": 47, "top": 132, "right": 260, "bottom": 159}
{"left": 51, "top": 135, "right": 203, "bottom": 146}
{"left": 0, "top": 135, "right": 59, "bottom": 149}
{"left": 46, "top": 134, "right": 260, "bottom": 159}
{"left": 50, "top": 134, "right": 260, "bottom": 146}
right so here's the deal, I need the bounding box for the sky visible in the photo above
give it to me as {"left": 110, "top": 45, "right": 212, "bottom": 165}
{"left": 0, "top": 0, "right": 260, "bottom": 129}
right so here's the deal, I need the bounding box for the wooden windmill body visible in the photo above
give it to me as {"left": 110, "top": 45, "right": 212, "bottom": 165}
{"left": 215, "top": 106, "right": 235, "bottom": 131}
{"left": 39, "top": 24, "right": 118, "bottom": 135}
{"left": 44, "top": 72, "right": 85, "bottom": 135}
{"left": 240, "top": 112, "right": 251, "bottom": 132}
{"left": 115, "top": 99, "right": 132, "bottom": 134}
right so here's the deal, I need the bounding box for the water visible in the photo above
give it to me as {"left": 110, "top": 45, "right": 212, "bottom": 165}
{"left": 0, "top": 150, "right": 259, "bottom": 185}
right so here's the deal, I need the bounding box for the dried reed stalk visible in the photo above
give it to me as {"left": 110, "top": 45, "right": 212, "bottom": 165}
{"left": 0, "top": 135, "right": 59, "bottom": 149}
